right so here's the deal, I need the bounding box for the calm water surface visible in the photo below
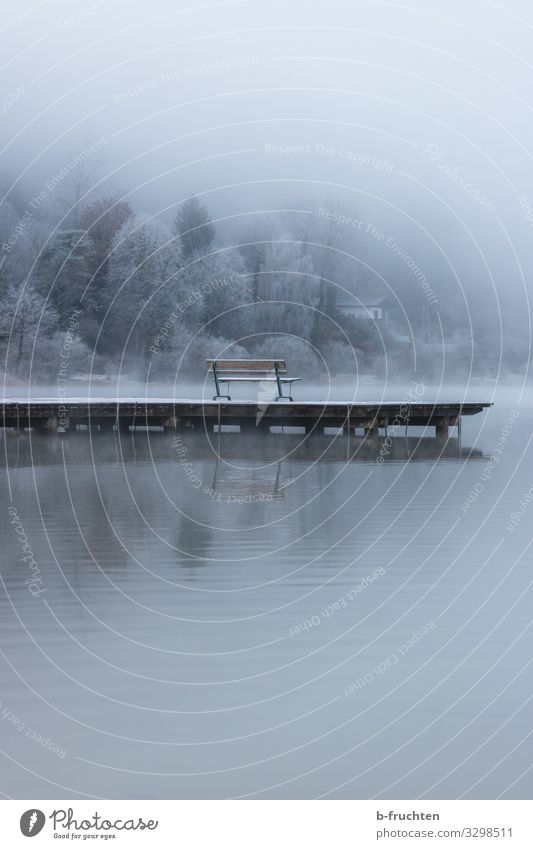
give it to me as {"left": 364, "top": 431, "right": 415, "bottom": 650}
{"left": 1, "top": 385, "right": 532, "bottom": 799}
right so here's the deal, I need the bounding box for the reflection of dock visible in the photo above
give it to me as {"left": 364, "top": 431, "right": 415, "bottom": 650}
{"left": 1, "top": 399, "right": 491, "bottom": 441}
{"left": 1, "top": 431, "right": 486, "bottom": 468}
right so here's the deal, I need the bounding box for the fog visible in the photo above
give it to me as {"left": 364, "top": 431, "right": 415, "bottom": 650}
{"left": 1, "top": 0, "right": 532, "bottom": 391}
{"left": 3, "top": 5, "right": 533, "bottom": 803}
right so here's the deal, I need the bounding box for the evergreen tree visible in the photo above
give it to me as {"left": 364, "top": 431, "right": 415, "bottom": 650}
{"left": 174, "top": 196, "right": 215, "bottom": 260}
{"left": 102, "top": 216, "right": 174, "bottom": 361}
{"left": 79, "top": 196, "right": 133, "bottom": 344}
{"left": 33, "top": 229, "right": 93, "bottom": 319}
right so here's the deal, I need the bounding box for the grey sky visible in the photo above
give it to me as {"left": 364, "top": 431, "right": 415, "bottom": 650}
{"left": 1, "top": 0, "right": 533, "bottom": 336}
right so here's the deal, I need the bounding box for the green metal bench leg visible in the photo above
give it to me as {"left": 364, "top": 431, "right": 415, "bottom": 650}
{"left": 274, "top": 362, "right": 293, "bottom": 402}
{"left": 212, "top": 364, "right": 231, "bottom": 400}
{"left": 275, "top": 377, "right": 295, "bottom": 401}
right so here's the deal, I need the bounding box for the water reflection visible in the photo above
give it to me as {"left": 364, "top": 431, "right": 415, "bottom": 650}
{"left": 2, "top": 421, "right": 531, "bottom": 800}
{"left": 2, "top": 429, "right": 483, "bottom": 468}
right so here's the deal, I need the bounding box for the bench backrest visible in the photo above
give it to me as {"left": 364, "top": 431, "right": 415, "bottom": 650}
{"left": 207, "top": 359, "right": 287, "bottom": 376}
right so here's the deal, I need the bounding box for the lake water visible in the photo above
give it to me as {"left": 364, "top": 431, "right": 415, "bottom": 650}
{"left": 1, "top": 383, "right": 532, "bottom": 799}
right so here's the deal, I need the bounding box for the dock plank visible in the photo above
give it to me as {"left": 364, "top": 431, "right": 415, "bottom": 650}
{"left": 0, "top": 399, "right": 492, "bottom": 435}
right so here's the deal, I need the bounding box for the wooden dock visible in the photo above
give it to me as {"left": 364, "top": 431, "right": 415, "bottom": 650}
{"left": 0, "top": 399, "right": 491, "bottom": 440}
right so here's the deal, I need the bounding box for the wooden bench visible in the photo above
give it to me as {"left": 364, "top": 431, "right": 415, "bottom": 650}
{"left": 207, "top": 359, "right": 301, "bottom": 401}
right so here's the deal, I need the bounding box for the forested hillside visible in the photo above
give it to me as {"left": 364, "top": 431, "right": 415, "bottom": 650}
{"left": 0, "top": 181, "right": 526, "bottom": 385}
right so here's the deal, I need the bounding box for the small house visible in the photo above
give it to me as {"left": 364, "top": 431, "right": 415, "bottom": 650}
{"left": 336, "top": 295, "right": 390, "bottom": 323}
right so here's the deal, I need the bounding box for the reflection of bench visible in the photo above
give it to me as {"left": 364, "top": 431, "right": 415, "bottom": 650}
{"left": 209, "top": 459, "right": 285, "bottom": 501}
{"left": 207, "top": 359, "right": 301, "bottom": 401}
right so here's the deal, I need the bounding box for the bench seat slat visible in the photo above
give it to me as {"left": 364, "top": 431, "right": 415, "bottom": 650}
{"left": 208, "top": 366, "right": 287, "bottom": 371}
{"left": 207, "top": 359, "right": 286, "bottom": 370}
{"left": 209, "top": 371, "right": 287, "bottom": 377}
{"left": 215, "top": 377, "right": 301, "bottom": 382}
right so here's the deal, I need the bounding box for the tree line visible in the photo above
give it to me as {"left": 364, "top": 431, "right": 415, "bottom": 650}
{"left": 0, "top": 184, "right": 523, "bottom": 385}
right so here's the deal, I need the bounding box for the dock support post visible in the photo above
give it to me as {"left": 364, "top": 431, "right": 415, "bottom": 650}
{"left": 347, "top": 411, "right": 351, "bottom": 459}
{"left": 364, "top": 424, "right": 379, "bottom": 449}
{"left": 42, "top": 416, "right": 59, "bottom": 433}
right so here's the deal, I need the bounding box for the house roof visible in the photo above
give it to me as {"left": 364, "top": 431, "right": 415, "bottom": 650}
{"left": 336, "top": 296, "right": 388, "bottom": 308}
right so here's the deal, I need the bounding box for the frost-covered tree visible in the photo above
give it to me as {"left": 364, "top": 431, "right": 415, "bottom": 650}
{"left": 33, "top": 229, "right": 93, "bottom": 319}
{"left": 0, "top": 282, "right": 57, "bottom": 377}
{"left": 79, "top": 196, "right": 134, "bottom": 344}
{"left": 0, "top": 199, "right": 20, "bottom": 255}
{"left": 101, "top": 216, "right": 174, "bottom": 361}
{"left": 174, "top": 196, "right": 215, "bottom": 261}
{"left": 237, "top": 221, "right": 275, "bottom": 307}
{"left": 286, "top": 201, "right": 360, "bottom": 346}
{"left": 252, "top": 238, "right": 317, "bottom": 341}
